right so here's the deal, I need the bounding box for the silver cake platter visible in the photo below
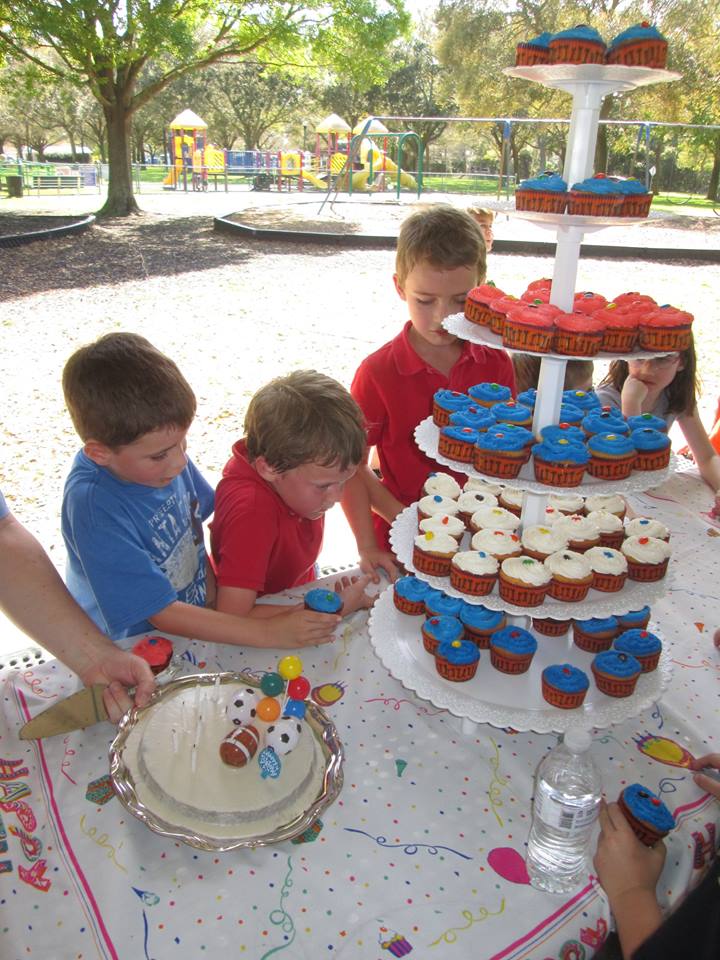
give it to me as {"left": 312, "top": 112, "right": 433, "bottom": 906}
{"left": 110, "top": 671, "right": 344, "bottom": 851}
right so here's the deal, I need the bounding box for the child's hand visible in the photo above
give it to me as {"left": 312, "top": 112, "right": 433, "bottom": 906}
{"left": 594, "top": 800, "right": 666, "bottom": 905}
{"left": 359, "top": 546, "right": 399, "bottom": 583}
{"left": 691, "top": 752, "right": 720, "bottom": 801}
{"left": 335, "top": 573, "right": 375, "bottom": 615}
{"left": 265, "top": 605, "right": 339, "bottom": 648}
{"left": 622, "top": 375, "right": 649, "bottom": 411}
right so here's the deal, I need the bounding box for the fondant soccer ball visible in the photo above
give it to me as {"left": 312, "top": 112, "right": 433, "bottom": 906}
{"left": 265, "top": 717, "right": 303, "bottom": 756}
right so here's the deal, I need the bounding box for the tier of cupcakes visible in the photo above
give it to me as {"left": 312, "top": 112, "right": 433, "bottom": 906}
{"left": 515, "top": 23, "right": 667, "bottom": 69}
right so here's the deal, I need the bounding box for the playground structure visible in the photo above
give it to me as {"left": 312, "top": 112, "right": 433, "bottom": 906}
{"left": 162, "top": 110, "right": 422, "bottom": 197}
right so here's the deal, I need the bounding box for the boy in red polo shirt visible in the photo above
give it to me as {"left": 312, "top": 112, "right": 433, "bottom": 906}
{"left": 343, "top": 204, "right": 515, "bottom": 562}
{"left": 210, "top": 370, "right": 374, "bottom": 619}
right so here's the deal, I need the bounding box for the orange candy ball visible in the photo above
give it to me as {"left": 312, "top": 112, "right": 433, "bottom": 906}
{"left": 256, "top": 696, "right": 281, "bottom": 722}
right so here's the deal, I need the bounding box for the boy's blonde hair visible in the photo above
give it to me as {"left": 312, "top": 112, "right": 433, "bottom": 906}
{"left": 63, "top": 332, "right": 196, "bottom": 447}
{"left": 467, "top": 205, "right": 495, "bottom": 226}
{"left": 245, "top": 370, "right": 366, "bottom": 472}
{"left": 395, "top": 204, "right": 487, "bottom": 285}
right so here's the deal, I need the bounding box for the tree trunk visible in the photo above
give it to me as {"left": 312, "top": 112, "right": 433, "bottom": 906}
{"left": 706, "top": 133, "right": 720, "bottom": 202}
{"left": 98, "top": 103, "right": 140, "bottom": 217}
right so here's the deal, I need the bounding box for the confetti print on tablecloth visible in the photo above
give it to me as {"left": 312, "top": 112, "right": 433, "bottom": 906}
{"left": 344, "top": 827, "right": 473, "bottom": 861}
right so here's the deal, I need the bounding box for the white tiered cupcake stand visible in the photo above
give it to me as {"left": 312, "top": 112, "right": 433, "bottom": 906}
{"left": 368, "top": 61, "right": 680, "bottom": 734}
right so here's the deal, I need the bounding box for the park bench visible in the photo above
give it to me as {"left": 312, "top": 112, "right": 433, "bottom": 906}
{"left": 30, "top": 175, "right": 83, "bottom": 190}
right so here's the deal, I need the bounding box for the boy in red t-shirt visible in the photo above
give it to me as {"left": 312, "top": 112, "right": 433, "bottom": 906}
{"left": 343, "top": 204, "right": 516, "bottom": 565}
{"left": 210, "top": 370, "right": 374, "bottom": 620}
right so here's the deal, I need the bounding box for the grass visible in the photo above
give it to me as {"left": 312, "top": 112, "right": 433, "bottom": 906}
{"left": 651, "top": 192, "right": 720, "bottom": 215}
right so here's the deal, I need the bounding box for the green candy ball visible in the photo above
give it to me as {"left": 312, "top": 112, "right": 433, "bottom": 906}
{"left": 260, "top": 672, "right": 285, "bottom": 697}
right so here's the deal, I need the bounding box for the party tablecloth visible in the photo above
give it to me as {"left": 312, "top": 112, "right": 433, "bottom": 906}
{"left": 1, "top": 467, "right": 719, "bottom": 960}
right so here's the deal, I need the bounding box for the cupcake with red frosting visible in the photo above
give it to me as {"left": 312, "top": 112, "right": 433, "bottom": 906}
{"left": 132, "top": 635, "right": 173, "bottom": 674}
{"left": 552, "top": 311, "right": 605, "bottom": 356}
{"left": 465, "top": 283, "right": 507, "bottom": 327}
{"left": 638, "top": 305, "right": 693, "bottom": 352}
{"left": 573, "top": 291, "right": 608, "bottom": 316}
{"left": 593, "top": 303, "right": 640, "bottom": 353}
{"left": 503, "top": 302, "right": 557, "bottom": 353}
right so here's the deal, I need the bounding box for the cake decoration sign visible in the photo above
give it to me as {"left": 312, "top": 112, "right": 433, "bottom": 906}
{"left": 259, "top": 747, "right": 282, "bottom": 779}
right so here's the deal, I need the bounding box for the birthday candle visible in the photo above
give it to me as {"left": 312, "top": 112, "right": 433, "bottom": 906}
{"left": 171, "top": 727, "right": 179, "bottom": 754}
{"left": 213, "top": 674, "right": 221, "bottom": 702}
{"left": 190, "top": 742, "right": 197, "bottom": 774}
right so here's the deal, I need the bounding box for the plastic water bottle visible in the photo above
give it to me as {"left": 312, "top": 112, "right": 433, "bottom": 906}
{"left": 526, "top": 729, "right": 602, "bottom": 894}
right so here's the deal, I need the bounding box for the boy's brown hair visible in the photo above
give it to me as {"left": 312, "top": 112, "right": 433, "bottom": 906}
{"left": 63, "top": 332, "right": 197, "bottom": 447}
{"left": 245, "top": 370, "right": 366, "bottom": 472}
{"left": 395, "top": 203, "right": 487, "bottom": 285}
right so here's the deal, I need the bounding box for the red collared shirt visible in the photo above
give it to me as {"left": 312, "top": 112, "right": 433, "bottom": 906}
{"left": 210, "top": 440, "right": 322, "bottom": 594}
{"left": 351, "top": 321, "right": 515, "bottom": 546}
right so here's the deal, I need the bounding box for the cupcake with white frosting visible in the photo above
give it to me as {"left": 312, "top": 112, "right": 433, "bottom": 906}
{"left": 450, "top": 549, "right": 499, "bottom": 596}
{"left": 419, "top": 514, "right": 466, "bottom": 542}
{"left": 549, "top": 492, "right": 585, "bottom": 515}
{"left": 423, "top": 472, "right": 462, "bottom": 500}
{"left": 622, "top": 535, "right": 671, "bottom": 582}
{"left": 471, "top": 528, "right": 523, "bottom": 562}
{"left": 498, "top": 486, "right": 525, "bottom": 516}
{"left": 499, "top": 555, "right": 551, "bottom": 607}
{"left": 554, "top": 513, "right": 601, "bottom": 552}
{"left": 586, "top": 509, "right": 625, "bottom": 549}
{"left": 584, "top": 493, "right": 626, "bottom": 519}
{"left": 412, "top": 530, "right": 458, "bottom": 577}
{"left": 469, "top": 505, "right": 522, "bottom": 534}
{"left": 522, "top": 524, "right": 569, "bottom": 561}
{"left": 417, "top": 494, "right": 460, "bottom": 522}
{"left": 456, "top": 490, "right": 499, "bottom": 524}
{"left": 463, "top": 477, "right": 504, "bottom": 497}
{"left": 584, "top": 545, "right": 628, "bottom": 592}
{"left": 624, "top": 517, "right": 670, "bottom": 541}
{"left": 544, "top": 550, "right": 594, "bottom": 602}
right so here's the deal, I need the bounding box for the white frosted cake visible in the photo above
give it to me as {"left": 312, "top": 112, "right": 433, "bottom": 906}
{"left": 122, "top": 682, "right": 327, "bottom": 839}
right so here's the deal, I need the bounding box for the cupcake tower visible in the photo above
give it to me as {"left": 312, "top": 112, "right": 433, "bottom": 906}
{"left": 377, "top": 53, "right": 679, "bottom": 730}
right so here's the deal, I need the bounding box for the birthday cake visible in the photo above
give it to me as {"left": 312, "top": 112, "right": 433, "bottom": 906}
{"left": 122, "top": 672, "right": 327, "bottom": 839}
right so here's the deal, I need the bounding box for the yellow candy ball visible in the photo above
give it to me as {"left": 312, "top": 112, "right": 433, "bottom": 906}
{"left": 278, "top": 655, "right": 303, "bottom": 680}
{"left": 256, "top": 696, "right": 281, "bottom": 722}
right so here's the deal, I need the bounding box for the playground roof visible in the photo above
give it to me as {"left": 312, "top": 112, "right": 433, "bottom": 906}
{"left": 352, "top": 118, "right": 388, "bottom": 134}
{"left": 316, "top": 113, "right": 351, "bottom": 134}
{"left": 170, "top": 109, "right": 207, "bottom": 129}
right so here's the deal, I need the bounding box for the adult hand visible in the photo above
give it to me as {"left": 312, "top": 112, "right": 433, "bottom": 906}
{"left": 266, "top": 605, "right": 338, "bottom": 648}
{"left": 594, "top": 800, "right": 666, "bottom": 905}
{"left": 358, "top": 546, "right": 399, "bottom": 583}
{"left": 335, "top": 573, "right": 374, "bottom": 615}
{"left": 80, "top": 649, "right": 156, "bottom": 724}
{"left": 690, "top": 752, "right": 720, "bottom": 801}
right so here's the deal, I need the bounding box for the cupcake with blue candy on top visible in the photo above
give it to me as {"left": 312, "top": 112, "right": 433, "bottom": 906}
{"left": 450, "top": 549, "right": 499, "bottom": 597}
{"left": 417, "top": 493, "right": 460, "bottom": 522}
{"left": 490, "top": 626, "right": 538, "bottom": 674}
{"left": 421, "top": 614, "right": 463, "bottom": 656}
{"left": 584, "top": 545, "right": 628, "bottom": 592}
{"left": 460, "top": 603, "right": 506, "bottom": 648}
{"left": 468, "top": 381, "right": 512, "bottom": 409}
{"left": 435, "top": 638, "right": 480, "bottom": 682}
{"left": 618, "top": 784, "right": 675, "bottom": 847}
{"left": 423, "top": 471, "right": 462, "bottom": 499}
{"left": 591, "top": 650, "right": 642, "bottom": 698}
{"left": 541, "top": 664, "right": 590, "bottom": 709}
{"left": 432, "top": 388, "right": 471, "bottom": 427}
{"left": 393, "top": 575, "right": 431, "bottom": 615}
{"left": 304, "top": 588, "right": 343, "bottom": 614}
{"left": 614, "top": 628, "right": 662, "bottom": 673}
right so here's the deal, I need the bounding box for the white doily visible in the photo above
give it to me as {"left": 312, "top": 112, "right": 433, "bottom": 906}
{"left": 368, "top": 584, "right": 672, "bottom": 734}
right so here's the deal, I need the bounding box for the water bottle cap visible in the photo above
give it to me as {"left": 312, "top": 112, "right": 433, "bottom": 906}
{"left": 563, "top": 729, "right": 592, "bottom": 753}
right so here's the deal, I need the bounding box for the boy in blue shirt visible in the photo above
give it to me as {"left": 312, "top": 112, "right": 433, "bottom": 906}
{"left": 61, "top": 333, "right": 337, "bottom": 648}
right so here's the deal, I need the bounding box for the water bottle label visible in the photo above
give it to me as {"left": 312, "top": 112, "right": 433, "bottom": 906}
{"left": 534, "top": 781, "right": 600, "bottom": 834}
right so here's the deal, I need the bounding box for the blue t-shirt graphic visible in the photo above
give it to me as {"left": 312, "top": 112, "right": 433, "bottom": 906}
{"left": 62, "top": 451, "right": 214, "bottom": 640}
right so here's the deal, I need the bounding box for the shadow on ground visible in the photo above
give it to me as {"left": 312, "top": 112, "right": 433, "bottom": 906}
{"left": 0, "top": 214, "right": 347, "bottom": 301}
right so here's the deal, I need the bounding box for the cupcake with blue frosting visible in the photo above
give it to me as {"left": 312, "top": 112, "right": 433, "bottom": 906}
{"left": 563, "top": 389, "right": 602, "bottom": 412}
{"left": 618, "top": 783, "right": 675, "bottom": 846}
{"left": 435, "top": 638, "right": 480, "bottom": 682}
{"left": 532, "top": 438, "right": 590, "bottom": 487}
{"left": 449, "top": 405, "right": 497, "bottom": 433}
{"left": 549, "top": 24, "right": 606, "bottom": 64}
{"left": 630, "top": 427, "right": 671, "bottom": 470}
{"left": 490, "top": 626, "right": 538, "bottom": 674}
{"left": 304, "top": 588, "right": 343, "bottom": 615}
{"left": 421, "top": 614, "right": 463, "bottom": 656}
{"left": 607, "top": 22, "right": 668, "bottom": 69}
{"left": 424, "top": 590, "right": 465, "bottom": 620}
{"left": 627, "top": 412, "right": 667, "bottom": 434}
{"left": 515, "top": 172, "right": 568, "bottom": 214}
{"left": 582, "top": 408, "right": 629, "bottom": 437}
{"left": 467, "top": 381, "right": 512, "bottom": 408}
{"left": 393, "top": 575, "right": 431, "bottom": 615}
{"left": 541, "top": 663, "right": 589, "bottom": 709}
{"left": 539, "top": 422, "right": 586, "bottom": 446}
{"left": 569, "top": 174, "right": 623, "bottom": 217}
{"left": 492, "top": 400, "right": 533, "bottom": 428}
{"left": 433, "top": 388, "right": 471, "bottom": 427}
{"left": 614, "top": 628, "right": 662, "bottom": 672}
{"left": 587, "top": 430, "right": 637, "bottom": 480}
{"left": 573, "top": 615, "right": 619, "bottom": 653}
{"left": 517, "top": 387, "right": 537, "bottom": 410}
{"left": 474, "top": 426, "right": 533, "bottom": 479}
{"left": 460, "top": 604, "right": 506, "bottom": 648}
{"left": 591, "top": 650, "right": 642, "bottom": 698}
{"left": 618, "top": 606, "right": 651, "bottom": 630}
{"left": 515, "top": 31, "right": 552, "bottom": 66}
{"left": 438, "top": 424, "right": 480, "bottom": 464}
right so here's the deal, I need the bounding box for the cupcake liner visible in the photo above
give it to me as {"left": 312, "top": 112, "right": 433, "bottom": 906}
{"left": 412, "top": 545, "right": 453, "bottom": 577}
{"left": 489, "top": 312, "right": 506, "bottom": 336}
{"left": 474, "top": 449, "right": 526, "bottom": 479}
{"left": 432, "top": 404, "right": 454, "bottom": 428}
{"left": 435, "top": 656, "right": 479, "bottom": 682}
{"left": 533, "top": 617, "right": 571, "bottom": 637}
{"left": 498, "top": 574, "right": 547, "bottom": 607}
{"left": 449, "top": 568, "right": 497, "bottom": 597}
{"left": 573, "top": 630, "right": 615, "bottom": 654}
{"left": 591, "top": 571, "right": 628, "bottom": 593}
{"left": 393, "top": 592, "right": 426, "bottom": 616}
{"left": 502, "top": 322, "right": 554, "bottom": 353}
{"left": 533, "top": 457, "right": 586, "bottom": 487}
{"left": 634, "top": 448, "right": 671, "bottom": 471}
{"left": 617, "top": 795, "right": 667, "bottom": 845}
{"left": 618, "top": 613, "right": 651, "bottom": 630}
{"left": 463, "top": 627, "right": 495, "bottom": 649}
{"left": 634, "top": 651, "right": 661, "bottom": 673}
{"left": 620, "top": 194, "right": 653, "bottom": 217}
{"left": 553, "top": 330, "right": 603, "bottom": 356}
{"left": 587, "top": 453, "right": 637, "bottom": 480}
{"left": 464, "top": 301, "right": 495, "bottom": 326}
{"left": 625, "top": 557, "right": 669, "bottom": 582}
{"left": 515, "top": 190, "right": 568, "bottom": 214}
{"left": 592, "top": 666, "right": 640, "bottom": 698}
{"left": 567, "top": 192, "right": 623, "bottom": 217}
{"left": 541, "top": 677, "right": 587, "bottom": 709}
{"left": 638, "top": 326, "right": 692, "bottom": 352}
{"left": 550, "top": 39, "right": 605, "bottom": 64}
{"left": 599, "top": 530, "right": 626, "bottom": 549}
{"left": 438, "top": 434, "right": 476, "bottom": 463}
{"left": 422, "top": 630, "right": 440, "bottom": 655}
{"left": 547, "top": 577, "right": 593, "bottom": 602}
{"left": 607, "top": 40, "right": 667, "bottom": 69}
{"left": 490, "top": 648, "right": 534, "bottom": 674}
{"left": 515, "top": 47, "right": 551, "bottom": 66}
{"left": 600, "top": 328, "right": 638, "bottom": 353}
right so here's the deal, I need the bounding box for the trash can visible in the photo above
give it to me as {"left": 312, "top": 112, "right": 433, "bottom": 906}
{"left": 6, "top": 175, "right": 23, "bottom": 198}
